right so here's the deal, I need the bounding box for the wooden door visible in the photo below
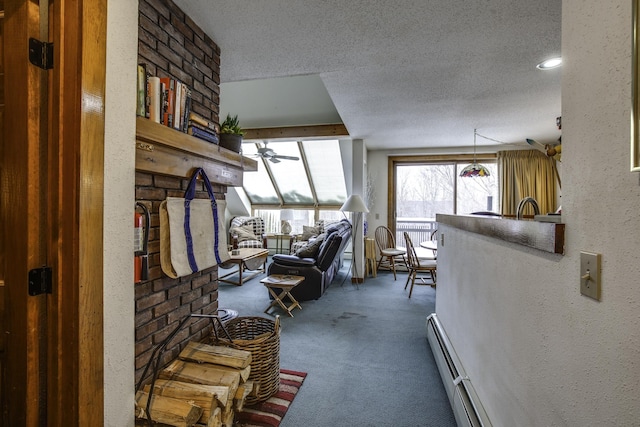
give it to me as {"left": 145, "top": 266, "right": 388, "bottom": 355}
{"left": 0, "top": 1, "right": 4, "bottom": 423}
{"left": 2, "top": 0, "right": 106, "bottom": 425}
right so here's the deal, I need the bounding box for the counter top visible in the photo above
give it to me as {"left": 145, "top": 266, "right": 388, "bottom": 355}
{"left": 435, "top": 214, "right": 565, "bottom": 255}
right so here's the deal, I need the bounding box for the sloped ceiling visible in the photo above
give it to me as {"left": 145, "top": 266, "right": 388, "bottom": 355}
{"left": 173, "top": 0, "right": 562, "bottom": 150}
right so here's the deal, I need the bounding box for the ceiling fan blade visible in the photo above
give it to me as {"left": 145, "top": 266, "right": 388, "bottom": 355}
{"left": 526, "top": 138, "right": 546, "bottom": 150}
{"left": 272, "top": 155, "right": 299, "bottom": 161}
{"left": 268, "top": 157, "right": 281, "bottom": 163}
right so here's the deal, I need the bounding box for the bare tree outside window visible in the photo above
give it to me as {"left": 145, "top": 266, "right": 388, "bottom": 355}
{"left": 395, "top": 161, "right": 498, "bottom": 244}
{"left": 456, "top": 163, "right": 499, "bottom": 214}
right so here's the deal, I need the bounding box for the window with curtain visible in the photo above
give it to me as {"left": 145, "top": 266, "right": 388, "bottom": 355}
{"left": 498, "top": 150, "right": 559, "bottom": 216}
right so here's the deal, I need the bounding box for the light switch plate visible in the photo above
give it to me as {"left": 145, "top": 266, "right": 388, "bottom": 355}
{"left": 580, "top": 251, "right": 601, "bottom": 300}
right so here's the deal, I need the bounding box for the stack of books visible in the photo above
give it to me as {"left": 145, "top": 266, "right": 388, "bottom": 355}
{"left": 136, "top": 63, "right": 219, "bottom": 145}
{"left": 186, "top": 112, "right": 219, "bottom": 144}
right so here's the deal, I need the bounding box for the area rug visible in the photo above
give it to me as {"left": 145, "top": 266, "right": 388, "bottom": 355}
{"left": 237, "top": 369, "right": 307, "bottom": 427}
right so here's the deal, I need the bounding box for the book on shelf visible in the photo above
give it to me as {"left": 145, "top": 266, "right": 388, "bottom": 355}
{"left": 187, "top": 121, "right": 216, "bottom": 133}
{"left": 136, "top": 64, "right": 147, "bottom": 117}
{"left": 159, "top": 77, "right": 175, "bottom": 128}
{"left": 181, "top": 88, "right": 192, "bottom": 133}
{"left": 187, "top": 125, "right": 219, "bottom": 144}
{"left": 173, "top": 81, "right": 188, "bottom": 131}
{"left": 173, "top": 80, "right": 182, "bottom": 130}
{"left": 188, "top": 111, "right": 217, "bottom": 132}
{"left": 147, "top": 76, "right": 161, "bottom": 123}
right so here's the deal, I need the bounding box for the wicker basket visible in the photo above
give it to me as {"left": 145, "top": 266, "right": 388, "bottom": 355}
{"left": 213, "top": 315, "right": 280, "bottom": 405}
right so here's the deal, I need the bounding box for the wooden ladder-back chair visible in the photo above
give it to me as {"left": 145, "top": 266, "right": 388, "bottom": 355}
{"left": 374, "top": 226, "right": 407, "bottom": 280}
{"left": 403, "top": 232, "right": 437, "bottom": 298}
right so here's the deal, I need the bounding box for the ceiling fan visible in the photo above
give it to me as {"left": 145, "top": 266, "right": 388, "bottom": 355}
{"left": 252, "top": 142, "right": 300, "bottom": 163}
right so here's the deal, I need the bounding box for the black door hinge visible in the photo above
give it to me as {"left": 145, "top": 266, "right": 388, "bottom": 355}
{"left": 29, "top": 266, "right": 52, "bottom": 296}
{"left": 29, "top": 38, "right": 54, "bottom": 70}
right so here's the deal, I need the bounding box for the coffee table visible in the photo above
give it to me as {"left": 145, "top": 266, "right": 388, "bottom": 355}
{"left": 218, "top": 248, "right": 269, "bottom": 286}
{"left": 261, "top": 274, "right": 305, "bottom": 317}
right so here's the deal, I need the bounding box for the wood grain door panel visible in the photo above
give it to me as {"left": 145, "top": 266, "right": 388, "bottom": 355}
{"left": 2, "top": 0, "right": 106, "bottom": 425}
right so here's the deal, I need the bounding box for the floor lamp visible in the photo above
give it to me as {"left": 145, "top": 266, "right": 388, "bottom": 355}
{"left": 340, "top": 194, "right": 369, "bottom": 285}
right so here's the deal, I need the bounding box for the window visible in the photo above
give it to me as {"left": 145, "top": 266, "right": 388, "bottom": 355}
{"left": 456, "top": 163, "right": 498, "bottom": 214}
{"left": 240, "top": 143, "right": 280, "bottom": 204}
{"left": 254, "top": 208, "right": 315, "bottom": 234}
{"left": 391, "top": 156, "right": 498, "bottom": 242}
{"left": 302, "top": 140, "right": 347, "bottom": 205}
{"left": 240, "top": 139, "right": 348, "bottom": 228}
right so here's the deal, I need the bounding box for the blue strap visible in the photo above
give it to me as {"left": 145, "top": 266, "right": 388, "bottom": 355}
{"left": 183, "top": 167, "right": 223, "bottom": 273}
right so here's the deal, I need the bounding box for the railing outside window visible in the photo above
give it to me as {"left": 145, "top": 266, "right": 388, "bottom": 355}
{"left": 395, "top": 218, "right": 438, "bottom": 248}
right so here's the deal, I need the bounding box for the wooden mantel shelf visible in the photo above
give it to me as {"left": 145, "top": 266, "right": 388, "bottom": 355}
{"left": 436, "top": 213, "right": 565, "bottom": 255}
{"left": 135, "top": 117, "right": 257, "bottom": 186}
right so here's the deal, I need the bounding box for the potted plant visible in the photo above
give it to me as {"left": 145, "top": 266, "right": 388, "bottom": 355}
{"left": 219, "top": 113, "right": 244, "bottom": 153}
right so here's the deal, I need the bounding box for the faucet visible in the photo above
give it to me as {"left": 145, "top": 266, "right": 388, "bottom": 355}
{"left": 516, "top": 197, "right": 540, "bottom": 219}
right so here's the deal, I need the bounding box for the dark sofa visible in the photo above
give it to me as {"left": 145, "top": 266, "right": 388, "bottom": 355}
{"left": 267, "top": 219, "right": 352, "bottom": 301}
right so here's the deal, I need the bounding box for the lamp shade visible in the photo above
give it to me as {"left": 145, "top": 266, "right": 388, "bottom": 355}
{"left": 460, "top": 128, "right": 491, "bottom": 178}
{"left": 280, "top": 209, "right": 294, "bottom": 220}
{"left": 339, "top": 194, "right": 369, "bottom": 213}
{"left": 459, "top": 162, "right": 491, "bottom": 177}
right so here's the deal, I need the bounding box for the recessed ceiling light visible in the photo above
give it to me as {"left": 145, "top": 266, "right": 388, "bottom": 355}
{"left": 536, "top": 57, "right": 562, "bottom": 70}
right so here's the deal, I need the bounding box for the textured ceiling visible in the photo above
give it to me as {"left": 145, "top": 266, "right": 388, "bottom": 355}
{"left": 173, "top": 0, "right": 562, "bottom": 150}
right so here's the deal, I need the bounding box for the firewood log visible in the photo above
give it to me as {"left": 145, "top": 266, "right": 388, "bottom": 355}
{"left": 180, "top": 341, "right": 251, "bottom": 369}
{"left": 160, "top": 360, "right": 240, "bottom": 392}
{"left": 143, "top": 379, "right": 226, "bottom": 423}
{"left": 233, "top": 382, "right": 252, "bottom": 411}
{"left": 135, "top": 390, "right": 202, "bottom": 427}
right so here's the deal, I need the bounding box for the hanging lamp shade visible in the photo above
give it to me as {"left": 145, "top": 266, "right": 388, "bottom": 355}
{"left": 459, "top": 162, "right": 491, "bottom": 177}
{"left": 460, "top": 129, "right": 491, "bottom": 177}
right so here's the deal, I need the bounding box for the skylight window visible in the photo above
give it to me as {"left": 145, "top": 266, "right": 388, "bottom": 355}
{"left": 239, "top": 139, "right": 348, "bottom": 210}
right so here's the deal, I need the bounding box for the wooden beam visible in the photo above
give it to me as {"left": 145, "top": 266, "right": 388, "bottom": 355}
{"left": 136, "top": 117, "right": 258, "bottom": 182}
{"left": 243, "top": 124, "right": 349, "bottom": 140}
{"left": 46, "top": 0, "right": 107, "bottom": 425}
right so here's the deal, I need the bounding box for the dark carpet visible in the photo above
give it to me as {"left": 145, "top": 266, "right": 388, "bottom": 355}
{"left": 218, "top": 258, "right": 456, "bottom": 427}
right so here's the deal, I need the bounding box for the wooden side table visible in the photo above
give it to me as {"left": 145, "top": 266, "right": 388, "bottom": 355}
{"left": 260, "top": 274, "right": 305, "bottom": 317}
{"left": 364, "top": 237, "right": 377, "bottom": 278}
{"left": 219, "top": 248, "right": 269, "bottom": 286}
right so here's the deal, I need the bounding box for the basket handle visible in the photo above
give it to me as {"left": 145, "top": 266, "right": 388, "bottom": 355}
{"left": 274, "top": 315, "right": 280, "bottom": 333}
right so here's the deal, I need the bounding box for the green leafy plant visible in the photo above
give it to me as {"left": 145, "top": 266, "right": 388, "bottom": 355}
{"left": 220, "top": 114, "right": 244, "bottom": 136}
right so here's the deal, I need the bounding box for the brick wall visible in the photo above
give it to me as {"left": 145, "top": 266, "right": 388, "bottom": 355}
{"left": 134, "top": 173, "right": 224, "bottom": 383}
{"left": 135, "top": 0, "right": 223, "bottom": 384}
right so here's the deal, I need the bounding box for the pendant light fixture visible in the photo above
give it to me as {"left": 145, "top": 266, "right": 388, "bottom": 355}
{"left": 460, "top": 129, "right": 491, "bottom": 178}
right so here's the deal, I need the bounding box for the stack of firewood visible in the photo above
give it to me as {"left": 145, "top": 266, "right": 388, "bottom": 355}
{"left": 135, "top": 341, "right": 257, "bottom": 427}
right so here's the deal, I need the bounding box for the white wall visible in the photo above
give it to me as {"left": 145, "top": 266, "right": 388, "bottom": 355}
{"left": 104, "top": 0, "right": 138, "bottom": 425}
{"left": 435, "top": 1, "right": 640, "bottom": 425}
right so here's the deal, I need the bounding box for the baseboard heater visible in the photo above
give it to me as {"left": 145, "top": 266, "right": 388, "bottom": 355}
{"left": 426, "top": 313, "right": 491, "bottom": 427}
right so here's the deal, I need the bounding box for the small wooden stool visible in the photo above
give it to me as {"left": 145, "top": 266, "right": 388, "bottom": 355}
{"left": 364, "top": 237, "right": 377, "bottom": 278}
{"left": 261, "top": 274, "right": 305, "bottom": 317}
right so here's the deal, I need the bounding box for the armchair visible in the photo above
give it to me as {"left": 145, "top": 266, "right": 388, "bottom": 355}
{"left": 229, "top": 216, "right": 268, "bottom": 250}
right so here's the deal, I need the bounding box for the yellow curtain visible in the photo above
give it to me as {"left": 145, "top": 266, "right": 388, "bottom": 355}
{"left": 498, "top": 150, "right": 558, "bottom": 216}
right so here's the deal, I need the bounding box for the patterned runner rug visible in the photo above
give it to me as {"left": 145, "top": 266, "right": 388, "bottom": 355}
{"left": 237, "top": 369, "right": 307, "bottom": 427}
